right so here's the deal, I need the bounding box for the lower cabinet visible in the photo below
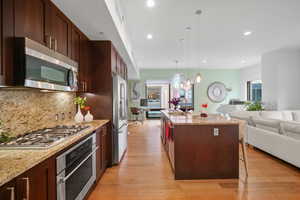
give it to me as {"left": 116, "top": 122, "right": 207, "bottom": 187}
{"left": 0, "top": 181, "right": 16, "bottom": 200}
{"left": 0, "top": 158, "right": 55, "bottom": 200}
{"left": 96, "top": 125, "right": 108, "bottom": 181}
{"left": 16, "top": 158, "right": 56, "bottom": 200}
{"left": 0, "top": 127, "right": 109, "bottom": 200}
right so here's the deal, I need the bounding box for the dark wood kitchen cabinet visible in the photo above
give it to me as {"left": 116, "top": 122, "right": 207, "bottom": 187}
{"left": 14, "top": 0, "right": 51, "bottom": 46}
{"left": 96, "top": 125, "right": 108, "bottom": 181}
{"left": 0, "top": 157, "right": 56, "bottom": 200}
{"left": 78, "top": 34, "right": 91, "bottom": 93}
{"left": 70, "top": 27, "right": 81, "bottom": 62}
{"left": 49, "top": 4, "right": 70, "bottom": 56}
{"left": 1, "top": 0, "right": 15, "bottom": 86}
{"left": 0, "top": 0, "right": 3, "bottom": 85}
{"left": 0, "top": 180, "right": 17, "bottom": 200}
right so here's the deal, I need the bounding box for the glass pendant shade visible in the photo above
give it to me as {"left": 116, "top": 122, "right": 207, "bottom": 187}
{"left": 195, "top": 73, "right": 202, "bottom": 83}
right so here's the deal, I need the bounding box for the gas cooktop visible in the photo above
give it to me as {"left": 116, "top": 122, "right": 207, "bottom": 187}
{"left": 0, "top": 125, "right": 90, "bottom": 150}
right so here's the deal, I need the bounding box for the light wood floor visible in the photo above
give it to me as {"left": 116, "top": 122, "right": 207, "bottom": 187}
{"left": 88, "top": 120, "right": 300, "bottom": 200}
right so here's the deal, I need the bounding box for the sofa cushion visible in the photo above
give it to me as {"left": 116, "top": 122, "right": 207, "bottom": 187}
{"left": 292, "top": 111, "right": 300, "bottom": 122}
{"left": 230, "top": 111, "right": 260, "bottom": 126}
{"left": 252, "top": 116, "right": 282, "bottom": 133}
{"left": 260, "top": 111, "right": 283, "bottom": 120}
{"left": 281, "top": 111, "right": 294, "bottom": 121}
{"left": 280, "top": 121, "right": 300, "bottom": 140}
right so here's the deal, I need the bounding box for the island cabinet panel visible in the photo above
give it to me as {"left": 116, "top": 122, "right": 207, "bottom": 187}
{"left": 174, "top": 125, "right": 239, "bottom": 180}
{"left": 16, "top": 158, "right": 56, "bottom": 200}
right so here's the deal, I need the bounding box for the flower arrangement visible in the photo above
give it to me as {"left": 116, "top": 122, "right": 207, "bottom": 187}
{"left": 200, "top": 103, "right": 208, "bottom": 118}
{"left": 84, "top": 106, "right": 91, "bottom": 111}
{"left": 74, "top": 96, "right": 87, "bottom": 109}
{"left": 169, "top": 97, "right": 181, "bottom": 110}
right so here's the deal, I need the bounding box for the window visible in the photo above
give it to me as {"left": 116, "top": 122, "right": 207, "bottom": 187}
{"left": 247, "top": 80, "right": 262, "bottom": 102}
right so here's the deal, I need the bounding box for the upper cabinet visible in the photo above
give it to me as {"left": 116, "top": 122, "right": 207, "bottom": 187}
{"left": 14, "top": 0, "right": 72, "bottom": 57}
{"left": 70, "top": 27, "right": 81, "bottom": 62}
{"left": 0, "top": 0, "right": 3, "bottom": 85}
{"left": 14, "top": 0, "right": 51, "bottom": 46}
{"left": 50, "top": 5, "right": 70, "bottom": 56}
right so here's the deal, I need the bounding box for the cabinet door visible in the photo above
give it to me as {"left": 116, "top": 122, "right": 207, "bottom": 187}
{"left": 70, "top": 27, "right": 80, "bottom": 62}
{"left": 101, "top": 126, "right": 108, "bottom": 170}
{"left": 0, "top": 181, "right": 16, "bottom": 200}
{"left": 95, "top": 128, "right": 103, "bottom": 180}
{"left": 0, "top": 0, "right": 3, "bottom": 84}
{"left": 111, "top": 46, "right": 117, "bottom": 75}
{"left": 16, "top": 158, "right": 56, "bottom": 200}
{"left": 78, "top": 35, "right": 90, "bottom": 92}
{"left": 116, "top": 53, "right": 121, "bottom": 75}
{"left": 50, "top": 6, "right": 70, "bottom": 56}
{"left": 14, "top": 0, "right": 50, "bottom": 45}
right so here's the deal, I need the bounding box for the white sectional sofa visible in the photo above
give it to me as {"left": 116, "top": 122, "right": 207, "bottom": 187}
{"left": 230, "top": 110, "right": 300, "bottom": 168}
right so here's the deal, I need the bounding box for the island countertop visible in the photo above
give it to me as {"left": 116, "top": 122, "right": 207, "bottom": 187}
{"left": 161, "top": 110, "right": 240, "bottom": 126}
{"left": 0, "top": 120, "right": 109, "bottom": 187}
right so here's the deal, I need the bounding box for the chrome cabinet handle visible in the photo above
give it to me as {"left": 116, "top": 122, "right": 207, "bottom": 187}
{"left": 46, "top": 35, "right": 52, "bottom": 49}
{"left": 54, "top": 38, "right": 58, "bottom": 52}
{"left": 6, "top": 187, "right": 15, "bottom": 200}
{"left": 21, "top": 177, "right": 30, "bottom": 200}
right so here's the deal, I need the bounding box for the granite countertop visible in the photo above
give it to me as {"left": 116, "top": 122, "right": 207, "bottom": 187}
{"left": 161, "top": 110, "right": 240, "bottom": 125}
{"left": 0, "top": 120, "right": 109, "bottom": 187}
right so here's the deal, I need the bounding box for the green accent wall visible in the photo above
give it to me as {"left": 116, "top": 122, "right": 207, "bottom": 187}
{"left": 128, "top": 68, "right": 241, "bottom": 119}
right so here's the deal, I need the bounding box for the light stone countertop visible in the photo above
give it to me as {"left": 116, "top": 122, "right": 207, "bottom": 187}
{"left": 0, "top": 120, "right": 109, "bottom": 187}
{"left": 161, "top": 110, "right": 240, "bottom": 126}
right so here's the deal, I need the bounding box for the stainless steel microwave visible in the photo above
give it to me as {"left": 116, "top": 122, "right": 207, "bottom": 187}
{"left": 14, "top": 37, "right": 78, "bottom": 91}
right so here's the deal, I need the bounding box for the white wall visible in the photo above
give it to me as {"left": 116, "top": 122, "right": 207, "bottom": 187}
{"left": 262, "top": 48, "right": 300, "bottom": 110}
{"left": 240, "top": 64, "right": 262, "bottom": 100}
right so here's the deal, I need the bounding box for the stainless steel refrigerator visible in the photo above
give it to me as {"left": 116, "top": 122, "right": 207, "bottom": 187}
{"left": 112, "top": 75, "right": 128, "bottom": 164}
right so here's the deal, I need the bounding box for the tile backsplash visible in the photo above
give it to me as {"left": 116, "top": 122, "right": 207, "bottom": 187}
{"left": 0, "top": 89, "right": 76, "bottom": 137}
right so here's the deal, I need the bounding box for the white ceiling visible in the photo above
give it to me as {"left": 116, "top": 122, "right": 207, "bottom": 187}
{"left": 122, "top": 0, "right": 300, "bottom": 69}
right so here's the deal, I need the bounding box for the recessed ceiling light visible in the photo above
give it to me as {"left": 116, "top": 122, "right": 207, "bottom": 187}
{"left": 241, "top": 60, "right": 246, "bottom": 64}
{"left": 243, "top": 31, "right": 252, "bottom": 36}
{"left": 147, "top": 34, "right": 153, "bottom": 39}
{"left": 202, "top": 59, "right": 207, "bottom": 63}
{"left": 146, "top": 0, "right": 155, "bottom": 8}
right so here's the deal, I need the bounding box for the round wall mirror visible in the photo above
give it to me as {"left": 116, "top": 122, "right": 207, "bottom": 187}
{"left": 207, "top": 82, "right": 228, "bottom": 103}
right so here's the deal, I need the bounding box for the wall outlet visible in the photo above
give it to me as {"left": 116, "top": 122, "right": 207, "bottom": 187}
{"left": 213, "top": 128, "right": 219, "bottom": 136}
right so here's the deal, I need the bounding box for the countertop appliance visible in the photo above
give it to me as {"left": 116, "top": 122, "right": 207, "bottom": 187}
{"left": 14, "top": 37, "right": 78, "bottom": 91}
{"left": 0, "top": 125, "right": 90, "bottom": 149}
{"left": 112, "top": 75, "right": 128, "bottom": 164}
{"left": 56, "top": 133, "right": 97, "bottom": 200}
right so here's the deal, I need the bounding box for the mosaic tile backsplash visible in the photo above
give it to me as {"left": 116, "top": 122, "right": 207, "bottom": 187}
{"left": 0, "top": 89, "right": 76, "bottom": 137}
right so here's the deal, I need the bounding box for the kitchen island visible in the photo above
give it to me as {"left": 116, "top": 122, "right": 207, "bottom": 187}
{"left": 161, "top": 110, "right": 240, "bottom": 180}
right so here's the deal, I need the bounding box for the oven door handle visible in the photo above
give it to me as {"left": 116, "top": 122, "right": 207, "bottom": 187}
{"left": 60, "top": 146, "right": 99, "bottom": 183}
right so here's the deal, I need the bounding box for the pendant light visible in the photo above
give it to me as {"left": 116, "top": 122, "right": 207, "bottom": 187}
{"left": 195, "top": 73, "right": 202, "bottom": 83}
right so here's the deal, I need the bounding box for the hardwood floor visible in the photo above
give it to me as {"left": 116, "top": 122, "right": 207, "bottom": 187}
{"left": 88, "top": 120, "right": 300, "bottom": 200}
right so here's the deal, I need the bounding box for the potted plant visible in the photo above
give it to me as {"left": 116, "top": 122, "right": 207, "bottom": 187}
{"left": 245, "top": 101, "right": 263, "bottom": 111}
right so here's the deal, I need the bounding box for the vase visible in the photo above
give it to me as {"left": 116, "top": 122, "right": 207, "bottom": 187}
{"left": 84, "top": 110, "right": 94, "bottom": 122}
{"left": 75, "top": 105, "right": 84, "bottom": 123}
